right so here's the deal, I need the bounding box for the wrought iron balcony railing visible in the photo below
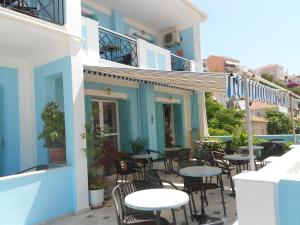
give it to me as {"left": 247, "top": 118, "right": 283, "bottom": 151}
{"left": 171, "top": 54, "right": 191, "bottom": 71}
{"left": 99, "top": 27, "right": 138, "bottom": 67}
{"left": 0, "top": 0, "right": 64, "bottom": 25}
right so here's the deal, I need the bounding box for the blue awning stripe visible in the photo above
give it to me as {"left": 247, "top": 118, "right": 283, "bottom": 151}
{"left": 227, "top": 75, "right": 299, "bottom": 110}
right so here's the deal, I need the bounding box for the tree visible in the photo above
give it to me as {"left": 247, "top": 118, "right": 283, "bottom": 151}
{"left": 206, "top": 93, "right": 244, "bottom": 135}
{"left": 265, "top": 111, "right": 291, "bottom": 134}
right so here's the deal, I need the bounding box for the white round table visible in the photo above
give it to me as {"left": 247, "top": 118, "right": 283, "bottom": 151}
{"left": 223, "top": 154, "right": 255, "bottom": 161}
{"left": 179, "top": 166, "right": 224, "bottom": 224}
{"left": 179, "top": 166, "right": 221, "bottom": 177}
{"left": 125, "top": 188, "right": 189, "bottom": 225}
{"left": 238, "top": 145, "right": 264, "bottom": 151}
{"left": 271, "top": 140, "right": 286, "bottom": 144}
{"left": 132, "top": 153, "right": 156, "bottom": 159}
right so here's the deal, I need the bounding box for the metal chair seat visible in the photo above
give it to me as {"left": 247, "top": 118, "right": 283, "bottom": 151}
{"left": 123, "top": 214, "right": 170, "bottom": 225}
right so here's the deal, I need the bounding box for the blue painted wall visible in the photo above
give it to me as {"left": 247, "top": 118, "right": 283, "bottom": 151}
{"left": 139, "top": 84, "right": 157, "bottom": 149}
{"left": 147, "top": 50, "right": 156, "bottom": 69}
{"left": 157, "top": 54, "right": 166, "bottom": 70}
{"left": 84, "top": 82, "right": 139, "bottom": 141}
{"left": 34, "top": 56, "right": 79, "bottom": 210}
{"left": 111, "top": 9, "right": 125, "bottom": 34}
{"left": 82, "top": 3, "right": 112, "bottom": 29}
{"left": 278, "top": 179, "right": 300, "bottom": 225}
{"left": 81, "top": 4, "right": 157, "bottom": 44}
{"left": 0, "top": 67, "right": 20, "bottom": 176}
{"left": 0, "top": 167, "right": 73, "bottom": 225}
{"left": 169, "top": 27, "right": 195, "bottom": 60}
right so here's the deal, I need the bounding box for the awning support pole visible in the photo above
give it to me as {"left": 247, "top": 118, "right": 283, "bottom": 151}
{"left": 243, "top": 74, "right": 255, "bottom": 171}
{"left": 289, "top": 94, "right": 297, "bottom": 144}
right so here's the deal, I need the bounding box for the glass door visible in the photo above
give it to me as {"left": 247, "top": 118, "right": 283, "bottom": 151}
{"left": 163, "top": 104, "right": 176, "bottom": 147}
{"left": 92, "top": 100, "right": 120, "bottom": 151}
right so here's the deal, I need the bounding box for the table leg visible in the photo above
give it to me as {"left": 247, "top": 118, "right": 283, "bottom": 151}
{"left": 155, "top": 210, "right": 161, "bottom": 225}
{"left": 182, "top": 206, "right": 189, "bottom": 225}
{"left": 171, "top": 209, "right": 177, "bottom": 225}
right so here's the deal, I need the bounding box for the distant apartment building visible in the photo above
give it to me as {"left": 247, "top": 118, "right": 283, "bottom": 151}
{"left": 285, "top": 75, "right": 300, "bottom": 88}
{"left": 253, "top": 64, "right": 287, "bottom": 80}
{"left": 205, "top": 55, "right": 241, "bottom": 73}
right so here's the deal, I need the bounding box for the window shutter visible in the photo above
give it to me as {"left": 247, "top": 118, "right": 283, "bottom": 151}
{"left": 84, "top": 96, "right": 92, "bottom": 122}
{"left": 173, "top": 104, "right": 184, "bottom": 147}
{"left": 118, "top": 100, "right": 132, "bottom": 153}
{"left": 155, "top": 102, "right": 165, "bottom": 152}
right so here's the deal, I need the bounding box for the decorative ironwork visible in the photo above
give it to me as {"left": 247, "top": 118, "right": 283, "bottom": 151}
{"left": 0, "top": 0, "right": 64, "bottom": 25}
{"left": 171, "top": 54, "right": 191, "bottom": 71}
{"left": 99, "top": 27, "right": 138, "bottom": 67}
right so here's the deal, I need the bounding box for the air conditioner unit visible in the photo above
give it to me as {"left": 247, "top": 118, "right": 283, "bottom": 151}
{"left": 164, "top": 31, "right": 181, "bottom": 47}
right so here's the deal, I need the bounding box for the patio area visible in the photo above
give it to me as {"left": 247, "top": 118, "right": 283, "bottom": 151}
{"left": 46, "top": 162, "right": 238, "bottom": 225}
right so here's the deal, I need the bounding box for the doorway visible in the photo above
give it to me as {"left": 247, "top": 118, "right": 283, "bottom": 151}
{"left": 92, "top": 100, "right": 120, "bottom": 151}
{"left": 163, "top": 104, "right": 175, "bottom": 147}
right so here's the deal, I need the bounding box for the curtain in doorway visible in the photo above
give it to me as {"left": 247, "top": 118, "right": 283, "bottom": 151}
{"left": 0, "top": 86, "right": 3, "bottom": 175}
{"left": 155, "top": 102, "right": 165, "bottom": 151}
{"left": 118, "top": 99, "right": 132, "bottom": 153}
{"left": 84, "top": 96, "right": 92, "bottom": 122}
{"left": 173, "top": 104, "right": 184, "bottom": 147}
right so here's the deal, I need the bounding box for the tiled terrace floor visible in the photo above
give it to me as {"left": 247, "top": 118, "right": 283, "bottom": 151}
{"left": 46, "top": 164, "right": 238, "bottom": 225}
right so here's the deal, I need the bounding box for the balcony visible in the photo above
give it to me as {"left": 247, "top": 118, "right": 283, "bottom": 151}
{"left": 171, "top": 54, "right": 191, "bottom": 71}
{"left": 0, "top": 0, "right": 64, "bottom": 25}
{"left": 82, "top": 18, "right": 195, "bottom": 71}
{"left": 99, "top": 27, "right": 138, "bottom": 67}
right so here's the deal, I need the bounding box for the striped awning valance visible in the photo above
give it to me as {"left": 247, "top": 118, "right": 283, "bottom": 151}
{"left": 227, "top": 75, "right": 300, "bottom": 110}
{"left": 83, "top": 66, "right": 228, "bottom": 93}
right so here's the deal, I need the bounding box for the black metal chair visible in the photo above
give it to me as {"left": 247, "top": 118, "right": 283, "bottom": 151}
{"left": 113, "top": 159, "right": 143, "bottom": 184}
{"left": 178, "top": 159, "right": 227, "bottom": 219}
{"left": 146, "top": 149, "right": 168, "bottom": 170}
{"left": 112, "top": 181, "right": 170, "bottom": 225}
{"left": 17, "top": 164, "right": 49, "bottom": 174}
{"left": 145, "top": 169, "right": 189, "bottom": 224}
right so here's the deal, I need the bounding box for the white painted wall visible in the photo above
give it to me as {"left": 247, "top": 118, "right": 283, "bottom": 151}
{"left": 82, "top": 17, "right": 100, "bottom": 65}
{"left": 137, "top": 39, "right": 172, "bottom": 71}
{"left": 66, "top": 0, "right": 90, "bottom": 213}
{"left": 234, "top": 147, "right": 300, "bottom": 225}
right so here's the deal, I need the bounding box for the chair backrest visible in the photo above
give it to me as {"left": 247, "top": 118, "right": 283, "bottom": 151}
{"left": 112, "top": 181, "right": 149, "bottom": 225}
{"left": 178, "top": 159, "right": 201, "bottom": 169}
{"left": 146, "top": 169, "right": 164, "bottom": 188}
{"left": 146, "top": 169, "right": 178, "bottom": 189}
{"left": 177, "top": 148, "right": 191, "bottom": 160}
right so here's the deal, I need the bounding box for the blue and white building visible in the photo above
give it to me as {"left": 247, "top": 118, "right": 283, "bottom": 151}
{"left": 0, "top": 0, "right": 216, "bottom": 224}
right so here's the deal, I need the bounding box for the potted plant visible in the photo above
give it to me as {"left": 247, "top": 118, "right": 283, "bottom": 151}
{"left": 82, "top": 121, "right": 108, "bottom": 208}
{"left": 38, "top": 101, "right": 66, "bottom": 164}
{"left": 130, "top": 137, "right": 147, "bottom": 154}
{"left": 88, "top": 166, "right": 108, "bottom": 208}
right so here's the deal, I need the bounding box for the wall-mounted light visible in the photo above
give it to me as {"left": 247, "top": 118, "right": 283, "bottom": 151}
{"left": 105, "top": 87, "right": 112, "bottom": 95}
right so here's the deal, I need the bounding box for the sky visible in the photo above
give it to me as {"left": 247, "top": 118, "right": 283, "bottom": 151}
{"left": 193, "top": 0, "right": 300, "bottom": 74}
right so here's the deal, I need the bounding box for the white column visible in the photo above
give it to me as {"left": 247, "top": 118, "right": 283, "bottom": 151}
{"left": 197, "top": 91, "right": 209, "bottom": 139}
{"left": 19, "top": 62, "right": 37, "bottom": 169}
{"left": 243, "top": 74, "right": 255, "bottom": 171}
{"left": 65, "top": 0, "right": 89, "bottom": 212}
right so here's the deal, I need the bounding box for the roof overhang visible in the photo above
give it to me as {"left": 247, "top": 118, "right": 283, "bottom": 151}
{"left": 86, "top": 0, "right": 207, "bottom": 32}
{"left": 84, "top": 66, "right": 227, "bottom": 93}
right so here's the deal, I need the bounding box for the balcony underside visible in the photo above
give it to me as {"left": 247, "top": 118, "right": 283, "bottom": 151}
{"left": 0, "top": 7, "right": 79, "bottom": 64}
{"left": 87, "top": 0, "right": 207, "bottom": 32}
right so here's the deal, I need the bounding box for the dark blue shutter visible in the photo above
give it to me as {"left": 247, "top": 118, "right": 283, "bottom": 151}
{"left": 155, "top": 103, "right": 165, "bottom": 152}
{"left": 173, "top": 104, "right": 184, "bottom": 147}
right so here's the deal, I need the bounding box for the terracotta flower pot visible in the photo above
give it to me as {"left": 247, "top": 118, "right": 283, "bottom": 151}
{"left": 48, "top": 148, "right": 66, "bottom": 164}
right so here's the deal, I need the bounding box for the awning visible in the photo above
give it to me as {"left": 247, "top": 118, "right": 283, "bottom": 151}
{"left": 227, "top": 75, "right": 300, "bottom": 110}
{"left": 83, "top": 66, "right": 228, "bottom": 93}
